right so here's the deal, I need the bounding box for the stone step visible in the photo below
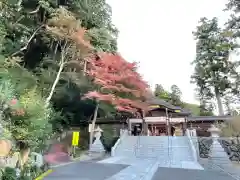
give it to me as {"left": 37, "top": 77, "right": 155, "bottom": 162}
{"left": 105, "top": 160, "right": 158, "bottom": 180}
{"left": 113, "top": 136, "right": 194, "bottom": 162}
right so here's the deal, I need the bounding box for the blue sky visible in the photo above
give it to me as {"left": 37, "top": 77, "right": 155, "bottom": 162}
{"left": 107, "top": 0, "right": 230, "bottom": 105}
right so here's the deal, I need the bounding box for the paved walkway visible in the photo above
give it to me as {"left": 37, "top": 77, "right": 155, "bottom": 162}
{"left": 98, "top": 156, "right": 203, "bottom": 169}
{"left": 42, "top": 136, "right": 238, "bottom": 179}
{"left": 44, "top": 161, "right": 127, "bottom": 180}
{"left": 44, "top": 160, "right": 237, "bottom": 180}
{"left": 200, "top": 158, "right": 240, "bottom": 180}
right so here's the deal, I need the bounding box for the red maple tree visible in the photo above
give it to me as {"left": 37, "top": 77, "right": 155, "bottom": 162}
{"left": 83, "top": 53, "right": 150, "bottom": 142}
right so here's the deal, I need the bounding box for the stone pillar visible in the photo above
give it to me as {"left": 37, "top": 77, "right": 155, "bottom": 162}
{"left": 189, "top": 129, "right": 197, "bottom": 136}
{"left": 208, "top": 125, "right": 230, "bottom": 163}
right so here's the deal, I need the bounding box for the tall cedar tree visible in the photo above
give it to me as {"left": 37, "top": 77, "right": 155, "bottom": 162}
{"left": 192, "top": 17, "right": 239, "bottom": 115}
{"left": 83, "top": 53, "right": 149, "bottom": 143}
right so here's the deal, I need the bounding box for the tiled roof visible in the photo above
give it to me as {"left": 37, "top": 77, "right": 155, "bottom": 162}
{"left": 147, "top": 98, "right": 191, "bottom": 115}
{"left": 147, "top": 98, "right": 181, "bottom": 110}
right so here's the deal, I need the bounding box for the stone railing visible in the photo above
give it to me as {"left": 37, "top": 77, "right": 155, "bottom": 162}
{"left": 186, "top": 129, "right": 198, "bottom": 162}
{"left": 111, "top": 129, "right": 128, "bottom": 156}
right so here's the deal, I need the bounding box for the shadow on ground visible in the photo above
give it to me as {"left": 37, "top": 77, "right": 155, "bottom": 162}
{"left": 44, "top": 161, "right": 128, "bottom": 180}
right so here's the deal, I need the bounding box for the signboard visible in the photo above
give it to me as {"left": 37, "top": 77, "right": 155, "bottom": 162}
{"left": 174, "top": 110, "right": 181, "bottom": 113}
{"left": 72, "top": 132, "right": 79, "bottom": 146}
{"left": 149, "top": 105, "right": 160, "bottom": 109}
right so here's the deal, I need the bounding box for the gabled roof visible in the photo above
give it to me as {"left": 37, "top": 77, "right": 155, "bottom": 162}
{"left": 147, "top": 98, "right": 191, "bottom": 115}
{"left": 147, "top": 98, "right": 181, "bottom": 110}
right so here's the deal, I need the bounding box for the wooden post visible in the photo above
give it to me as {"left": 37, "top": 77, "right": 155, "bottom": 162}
{"left": 151, "top": 124, "right": 154, "bottom": 135}
{"left": 165, "top": 108, "right": 170, "bottom": 136}
{"left": 128, "top": 118, "right": 131, "bottom": 135}
{"left": 73, "top": 146, "right": 76, "bottom": 157}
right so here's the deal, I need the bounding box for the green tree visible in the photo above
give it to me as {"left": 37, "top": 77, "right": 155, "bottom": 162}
{"left": 183, "top": 103, "right": 201, "bottom": 116}
{"left": 225, "top": 0, "right": 240, "bottom": 38}
{"left": 0, "top": 0, "right": 120, "bottom": 132}
{"left": 192, "top": 17, "right": 239, "bottom": 115}
{"left": 0, "top": 77, "right": 55, "bottom": 168}
{"left": 194, "top": 87, "right": 214, "bottom": 116}
{"left": 154, "top": 84, "right": 171, "bottom": 102}
{"left": 170, "top": 84, "right": 183, "bottom": 107}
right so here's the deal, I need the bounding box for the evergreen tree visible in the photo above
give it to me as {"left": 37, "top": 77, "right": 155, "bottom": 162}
{"left": 192, "top": 17, "right": 239, "bottom": 115}
{"left": 170, "top": 84, "right": 183, "bottom": 107}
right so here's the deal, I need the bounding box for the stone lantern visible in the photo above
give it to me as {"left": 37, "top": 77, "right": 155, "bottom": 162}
{"left": 208, "top": 124, "right": 221, "bottom": 138}
{"left": 89, "top": 126, "right": 105, "bottom": 153}
{"left": 208, "top": 125, "right": 230, "bottom": 162}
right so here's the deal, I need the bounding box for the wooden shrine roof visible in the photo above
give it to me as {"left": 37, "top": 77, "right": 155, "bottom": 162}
{"left": 147, "top": 98, "right": 192, "bottom": 115}
{"left": 147, "top": 98, "right": 181, "bottom": 110}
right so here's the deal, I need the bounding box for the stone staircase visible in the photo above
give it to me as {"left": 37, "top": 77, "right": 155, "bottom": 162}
{"left": 135, "top": 136, "right": 195, "bottom": 161}
{"left": 170, "top": 136, "right": 195, "bottom": 161}
{"left": 208, "top": 139, "right": 232, "bottom": 164}
{"left": 135, "top": 136, "right": 169, "bottom": 159}
{"left": 113, "top": 136, "right": 138, "bottom": 157}
{"left": 113, "top": 136, "right": 195, "bottom": 162}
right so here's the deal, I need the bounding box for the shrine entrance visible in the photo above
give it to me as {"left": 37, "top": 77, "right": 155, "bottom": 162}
{"left": 148, "top": 123, "right": 167, "bottom": 136}
{"left": 128, "top": 117, "right": 185, "bottom": 136}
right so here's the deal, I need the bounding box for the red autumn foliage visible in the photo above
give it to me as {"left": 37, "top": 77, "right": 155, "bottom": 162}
{"left": 10, "top": 99, "right": 17, "bottom": 105}
{"left": 83, "top": 53, "right": 150, "bottom": 113}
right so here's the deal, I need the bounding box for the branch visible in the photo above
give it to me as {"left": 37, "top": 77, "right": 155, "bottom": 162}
{"left": 11, "top": 24, "right": 44, "bottom": 57}
{"left": 45, "top": 40, "right": 69, "bottom": 106}
{"left": 28, "top": 5, "right": 40, "bottom": 14}
{"left": 60, "top": 40, "right": 69, "bottom": 64}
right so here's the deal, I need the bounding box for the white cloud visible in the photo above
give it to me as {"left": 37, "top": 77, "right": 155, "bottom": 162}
{"left": 107, "top": 0, "right": 230, "bottom": 104}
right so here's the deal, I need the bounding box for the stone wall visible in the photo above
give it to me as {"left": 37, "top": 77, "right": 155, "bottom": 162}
{"left": 219, "top": 138, "right": 240, "bottom": 162}
{"left": 198, "top": 138, "right": 213, "bottom": 158}
{"left": 197, "top": 137, "right": 240, "bottom": 162}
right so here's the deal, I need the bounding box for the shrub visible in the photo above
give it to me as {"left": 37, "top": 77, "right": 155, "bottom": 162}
{"left": 1, "top": 167, "right": 17, "bottom": 180}
{"left": 221, "top": 116, "right": 240, "bottom": 137}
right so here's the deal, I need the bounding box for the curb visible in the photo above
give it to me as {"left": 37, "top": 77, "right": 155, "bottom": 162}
{"left": 34, "top": 169, "right": 53, "bottom": 180}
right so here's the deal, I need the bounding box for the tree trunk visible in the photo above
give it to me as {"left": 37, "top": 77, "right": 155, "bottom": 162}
{"left": 215, "top": 88, "right": 224, "bottom": 115}
{"left": 83, "top": 59, "right": 87, "bottom": 76}
{"left": 45, "top": 62, "right": 64, "bottom": 106}
{"left": 89, "top": 103, "right": 99, "bottom": 149}
{"left": 19, "top": 148, "right": 30, "bottom": 169}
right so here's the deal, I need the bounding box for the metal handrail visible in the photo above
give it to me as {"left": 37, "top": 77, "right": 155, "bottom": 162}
{"left": 135, "top": 135, "right": 140, "bottom": 157}
{"left": 186, "top": 129, "right": 198, "bottom": 161}
{"left": 111, "top": 129, "right": 128, "bottom": 156}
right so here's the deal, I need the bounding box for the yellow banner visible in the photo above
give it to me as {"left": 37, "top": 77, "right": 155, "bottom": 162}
{"left": 72, "top": 132, "right": 79, "bottom": 146}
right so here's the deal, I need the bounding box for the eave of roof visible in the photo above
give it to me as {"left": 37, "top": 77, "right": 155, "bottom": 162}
{"left": 186, "top": 115, "right": 231, "bottom": 121}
